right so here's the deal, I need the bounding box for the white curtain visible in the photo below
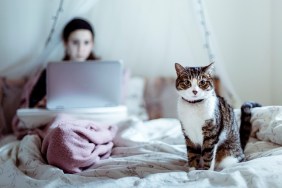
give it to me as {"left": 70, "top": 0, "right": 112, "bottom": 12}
{"left": 192, "top": 0, "right": 241, "bottom": 106}
{"left": 0, "top": 0, "right": 240, "bottom": 106}
{"left": 89, "top": 0, "right": 209, "bottom": 77}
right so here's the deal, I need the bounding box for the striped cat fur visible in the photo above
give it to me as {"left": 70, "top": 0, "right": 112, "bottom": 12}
{"left": 175, "top": 62, "right": 261, "bottom": 171}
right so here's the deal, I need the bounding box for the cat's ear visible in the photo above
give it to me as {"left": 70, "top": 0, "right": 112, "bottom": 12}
{"left": 202, "top": 62, "right": 215, "bottom": 76}
{"left": 175, "top": 63, "right": 185, "bottom": 76}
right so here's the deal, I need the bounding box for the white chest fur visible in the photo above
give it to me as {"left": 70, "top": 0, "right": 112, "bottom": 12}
{"left": 177, "top": 96, "right": 217, "bottom": 146}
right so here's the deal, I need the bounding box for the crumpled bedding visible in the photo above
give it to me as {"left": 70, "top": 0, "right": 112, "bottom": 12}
{"left": 0, "top": 106, "right": 282, "bottom": 187}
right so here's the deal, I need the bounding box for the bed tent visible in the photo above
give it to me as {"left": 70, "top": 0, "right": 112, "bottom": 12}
{"left": 0, "top": 0, "right": 240, "bottom": 107}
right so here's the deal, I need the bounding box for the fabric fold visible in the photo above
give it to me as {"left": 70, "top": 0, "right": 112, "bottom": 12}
{"left": 41, "top": 114, "right": 118, "bottom": 173}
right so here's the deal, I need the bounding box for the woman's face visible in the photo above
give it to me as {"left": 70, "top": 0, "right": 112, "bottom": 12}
{"left": 65, "top": 29, "right": 94, "bottom": 62}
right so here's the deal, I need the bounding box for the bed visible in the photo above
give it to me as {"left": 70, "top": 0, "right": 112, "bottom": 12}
{"left": 1, "top": 76, "right": 282, "bottom": 187}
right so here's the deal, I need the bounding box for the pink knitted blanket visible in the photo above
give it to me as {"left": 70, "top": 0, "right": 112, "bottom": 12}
{"left": 41, "top": 115, "right": 118, "bottom": 173}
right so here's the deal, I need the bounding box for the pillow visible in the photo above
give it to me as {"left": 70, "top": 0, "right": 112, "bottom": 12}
{"left": 144, "top": 77, "right": 178, "bottom": 120}
{"left": 0, "top": 77, "right": 26, "bottom": 136}
{"left": 11, "top": 68, "right": 44, "bottom": 137}
{"left": 125, "top": 76, "right": 148, "bottom": 120}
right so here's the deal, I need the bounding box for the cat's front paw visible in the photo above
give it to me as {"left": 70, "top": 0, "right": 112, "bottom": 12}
{"left": 188, "top": 167, "right": 196, "bottom": 172}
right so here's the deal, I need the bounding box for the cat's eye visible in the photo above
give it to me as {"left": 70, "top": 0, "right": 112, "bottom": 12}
{"left": 179, "top": 80, "right": 191, "bottom": 89}
{"left": 199, "top": 80, "right": 207, "bottom": 87}
{"left": 186, "top": 81, "right": 191, "bottom": 87}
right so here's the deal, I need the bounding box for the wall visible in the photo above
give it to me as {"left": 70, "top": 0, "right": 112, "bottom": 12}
{"left": 205, "top": 0, "right": 272, "bottom": 105}
{"left": 272, "top": 0, "right": 282, "bottom": 105}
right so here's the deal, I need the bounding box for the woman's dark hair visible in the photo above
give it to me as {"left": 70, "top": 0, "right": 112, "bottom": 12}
{"left": 62, "top": 17, "right": 99, "bottom": 60}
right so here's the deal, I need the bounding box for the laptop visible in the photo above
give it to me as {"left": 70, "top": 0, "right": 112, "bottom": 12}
{"left": 46, "top": 60, "right": 123, "bottom": 110}
{"left": 16, "top": 60, "right": 128, "bottom": 125}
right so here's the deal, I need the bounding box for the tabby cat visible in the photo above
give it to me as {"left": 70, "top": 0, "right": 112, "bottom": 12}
{"left": 174, "top": 62, "right": 261, "bottom": 171}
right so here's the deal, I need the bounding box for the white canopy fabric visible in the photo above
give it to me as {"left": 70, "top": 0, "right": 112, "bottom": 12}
{"left": 0, "top": 0, "right": 240, "bottom": 106}
{"left": 192, "top": 0, "right": 241, "bottom": 107}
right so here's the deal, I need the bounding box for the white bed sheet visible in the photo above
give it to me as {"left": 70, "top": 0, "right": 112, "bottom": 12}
{"left": 0, "top": 106, "right": 282, "bottom": 187}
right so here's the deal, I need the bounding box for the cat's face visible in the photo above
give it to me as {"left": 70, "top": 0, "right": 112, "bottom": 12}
{"left": 175, "top": 63, "right": 215, "bottom": 102}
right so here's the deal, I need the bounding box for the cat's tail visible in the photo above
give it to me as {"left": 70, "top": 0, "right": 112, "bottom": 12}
{"left": 240, "top": 101, "right": 262, "bottom": 151}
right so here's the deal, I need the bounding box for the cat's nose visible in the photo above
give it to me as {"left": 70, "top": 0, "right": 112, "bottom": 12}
{"left": 192, "top": 90, "right": 198, "bottom": 95}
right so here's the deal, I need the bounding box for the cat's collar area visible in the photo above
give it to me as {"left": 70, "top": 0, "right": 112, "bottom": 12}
{"left": 182, "top": 97, "right": 204, "bottom": 104}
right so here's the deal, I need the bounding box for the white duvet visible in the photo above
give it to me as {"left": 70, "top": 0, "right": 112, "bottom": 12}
{"left": 0, "top": 106, "right": 282, "bottom": 188}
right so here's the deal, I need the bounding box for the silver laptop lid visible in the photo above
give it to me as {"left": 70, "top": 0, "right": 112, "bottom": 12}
{"left": 46, "top": 60, "right": 123, "bottom": 110}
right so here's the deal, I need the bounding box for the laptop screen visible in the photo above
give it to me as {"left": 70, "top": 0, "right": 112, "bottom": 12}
{"left": 46, "top": 60, "right": 123, "bottom": 110}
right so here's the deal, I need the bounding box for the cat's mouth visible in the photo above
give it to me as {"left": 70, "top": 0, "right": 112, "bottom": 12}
{"left": 182, "top": 97, "right": 204, "bottom": 104}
